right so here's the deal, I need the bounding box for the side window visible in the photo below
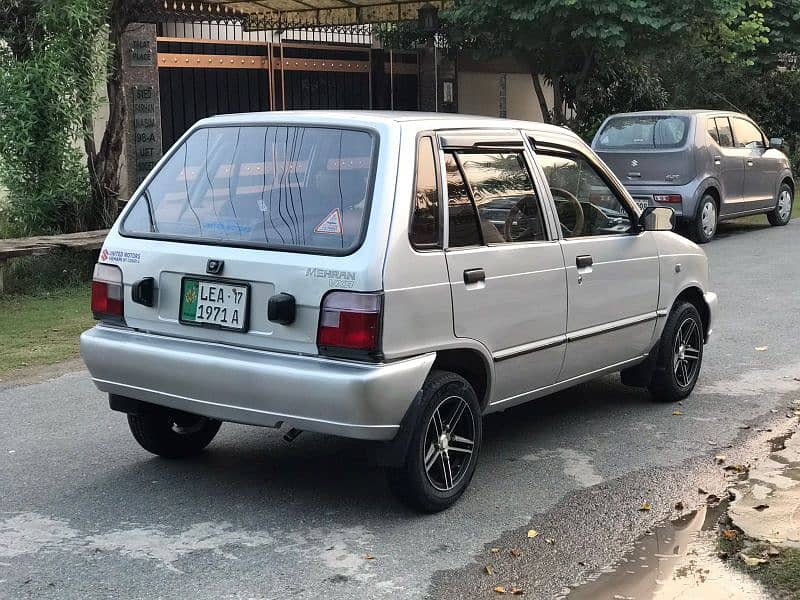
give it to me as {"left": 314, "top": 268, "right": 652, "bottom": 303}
{"left": 444, "top": 153, "right": 482, "bottom": 247}
{"left": 714, "top": 118, "right": 734, "bottom": 147}
{"left": 732, "top": 118, "right": 766, "bottom": 149}
{"left": 536, "top": 152, "right": 633, "bottom": 238}
{"left": 410, "top": 136, "right": 440, "bottom": 247}
{"left": 458, "top": 153, "right": 546, "bottom": 244}
{"left": 707, "top": 119, "right": 720, "bottom": 144}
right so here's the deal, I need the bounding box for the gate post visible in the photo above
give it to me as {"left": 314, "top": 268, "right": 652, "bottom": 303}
{"left": 419, "top": 45, "right": 457, "bottom": 113}
{"left": 121, "top": 24, "right": 164, "bottom": 199}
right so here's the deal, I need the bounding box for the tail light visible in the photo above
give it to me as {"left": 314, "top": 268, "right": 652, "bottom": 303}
{"left": 318, "top": 291, "right": 383, "bottom": 360}
{"left": 654, "top": 194, "right": 682, "bottom": 204}
{"left": 91, "top": 263, "right": 125, "bottom": 323}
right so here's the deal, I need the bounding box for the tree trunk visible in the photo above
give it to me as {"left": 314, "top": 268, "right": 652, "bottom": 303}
{"left": 572, "top": 49, "right": 595, "bottom": 126}
{"left": 89, "top": 0, "right": 128, "bottom": 227}
{"left": 530, "top": 70, "right": 552, "bottom": 124}
{"left": 551, "top": 72, "right": 566, "bottom": 126}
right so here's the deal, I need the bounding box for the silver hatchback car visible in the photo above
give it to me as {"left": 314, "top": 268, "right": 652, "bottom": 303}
{"left": 593, "top": 110, "right": 795, "bottom": 242}
{"left": 81, "top": 112, "right": 717, "bottom": 511}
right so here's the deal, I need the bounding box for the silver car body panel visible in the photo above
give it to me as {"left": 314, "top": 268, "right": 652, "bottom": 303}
{"left": 82, "top": 325, "right": 436, "bottom": 440}
{"left": 593, "top": 109, "right": 794, "bottom": 223}
{"left": 82, "top": 111, "right": 718, "bottom": 441}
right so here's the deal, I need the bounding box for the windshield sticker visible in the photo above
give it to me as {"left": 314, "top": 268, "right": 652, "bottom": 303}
{"left": 314, "top": 209, "right": 343, "bottom": 235}
{"left": 101, "top": 248, "right": 141, "bottom": 264}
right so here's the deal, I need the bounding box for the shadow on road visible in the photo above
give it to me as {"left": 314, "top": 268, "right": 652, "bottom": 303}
{"left": 76, "top": 377, "right": 654, "bottom": 522}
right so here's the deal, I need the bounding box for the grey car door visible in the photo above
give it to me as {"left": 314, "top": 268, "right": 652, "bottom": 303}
{"left": 439, "top": 132, "right": 568, "bottom": 406}
{"left": 531, "top": 143, "right": 660, "bottom": 382}
{"left": 709, "top": 117, "right": 747, "bottom": 216}
{"left": 731, "top": 117, "right": 776, "bottom": 210}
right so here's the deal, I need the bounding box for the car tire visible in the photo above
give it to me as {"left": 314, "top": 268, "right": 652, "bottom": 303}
{"left": 128, "top": 411, "right": 222, "bottom": 458}
{"left": 690, "top": 194, "right": 718, "bottom": 244}
{"left": 387, "top": 370, "right": 482, "bottom": 513}
{"left": 649, "top": 302, "right": 704, "bottom": 403}
{"left": 767, "top": 183, "right": 793, "bottom": 226}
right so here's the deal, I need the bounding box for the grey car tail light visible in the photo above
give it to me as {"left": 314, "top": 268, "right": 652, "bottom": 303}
{"left": 91, "top": 263, "right": 125, "bottom": 324}
{"left": 317, "top": 291, "right": 383, "bottom": 360}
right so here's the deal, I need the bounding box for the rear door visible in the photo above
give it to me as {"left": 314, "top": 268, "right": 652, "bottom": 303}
{"left": 530, "top": 139, "right": 660, "bottom": 382}
{"left": 731, "top": 117, "right": 776, "bottom": 210}
{"left": 439, "top": 131, "right": 568, "bottom": 406}
{"left": 115, "top": 124, "right": 379, "bottom": 356}
{"left": 709, "top": 117, "right": 747, "bottom": 214}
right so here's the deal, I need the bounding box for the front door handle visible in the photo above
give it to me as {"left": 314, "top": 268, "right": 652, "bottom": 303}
{"left": 463, "top": 268, "right": 486, "bottom": 285}
{"left": 747, "top": 159, "right": 755, "bottom": 167}
{"left": 576, "top": 255, "right": 593, "bottom": 269}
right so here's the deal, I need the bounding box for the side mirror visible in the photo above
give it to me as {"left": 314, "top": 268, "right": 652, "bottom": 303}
{"left": 639, "top": 206, "right": 675, "bottom": 232}
{"left": 770, "top": 137, "right": 784, "bottom": 150}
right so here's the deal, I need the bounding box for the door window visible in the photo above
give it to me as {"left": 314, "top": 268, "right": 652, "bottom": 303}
{"left": 707, "top": 120, "right": 720, "bottom": 144}
{"left": 444, "top": 151, "right": 546, "bottom": 248}
{"left": 410, "top": 136, "right": 440, "bottom": 247}
{"left": 536, "top": 152, "right": 634, "bottom": 238}
{"left": 714, "top": 118, "right": 734, "bottom": 147}
{"left": 732, "top": 118, "right": 766, "bottom": 149}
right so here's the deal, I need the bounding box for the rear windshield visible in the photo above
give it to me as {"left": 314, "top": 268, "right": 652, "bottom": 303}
{"left": 596, "top": 116, "right": 690, "bottom": 150}
{"left": 122, "top": 126, "right": 376, "bottom": 253}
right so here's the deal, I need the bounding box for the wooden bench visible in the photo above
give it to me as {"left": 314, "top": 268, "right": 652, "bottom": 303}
{"left": 0, "top": 230, "right": 109, "bottom": 294}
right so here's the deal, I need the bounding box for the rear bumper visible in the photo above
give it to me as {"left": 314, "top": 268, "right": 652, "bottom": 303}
{"left": 80, "top": 326, "right": 436, "bottom": 441}
{"left": 624, "top": 183, "right": 701, "bottom": 218}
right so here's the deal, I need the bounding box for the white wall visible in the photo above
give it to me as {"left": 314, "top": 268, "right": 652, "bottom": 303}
{"left": 458, "top": 71, "right": 553, "bottom": 122}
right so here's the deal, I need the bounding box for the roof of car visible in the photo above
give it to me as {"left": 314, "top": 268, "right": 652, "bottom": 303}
{"left": 196, "top": 110, "right": 581, "bottom": 139}
{"left": 605, "top": 109, "right": 747, "bottom": 118}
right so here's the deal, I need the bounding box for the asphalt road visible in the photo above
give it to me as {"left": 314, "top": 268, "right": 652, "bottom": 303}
{"left": 2, "top": 219, "right": 800, "bottom": 600}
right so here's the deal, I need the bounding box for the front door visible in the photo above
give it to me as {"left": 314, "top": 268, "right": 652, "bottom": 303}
{"left": 440, "top": 136, "right": 568, "bottom": 406}
{"left": 731, "top": 117, "right": 776, "bottom": 210}
{"left": 532, "top": 146, "right": 661, "bottom": 382}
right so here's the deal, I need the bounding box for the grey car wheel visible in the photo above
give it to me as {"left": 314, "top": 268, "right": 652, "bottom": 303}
{"left": 691, "top": 195, "right": 717, "bottom": 244}
{"left": 768, "top": 183, "right": 793, "bottom": 226}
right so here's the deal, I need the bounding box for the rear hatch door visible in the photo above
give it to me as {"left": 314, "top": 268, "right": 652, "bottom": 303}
{"left": 112, "top": 123, "right": 379, "bottom": 356}
{"left": 593, "top": 114, "right": 696, "bottom": 187}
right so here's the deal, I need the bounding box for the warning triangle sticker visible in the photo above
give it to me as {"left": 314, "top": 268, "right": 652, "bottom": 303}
{"left": 314, "top": 208, "right": 343, "bottom": 235}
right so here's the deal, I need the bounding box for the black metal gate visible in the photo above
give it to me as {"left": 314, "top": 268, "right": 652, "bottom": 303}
{"left": 156, "top": 28, "right": 419, "bottom": 151}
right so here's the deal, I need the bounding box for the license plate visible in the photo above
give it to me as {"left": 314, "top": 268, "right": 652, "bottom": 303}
{"left": 180, "top": 278, "right": 249, "bottom": 331}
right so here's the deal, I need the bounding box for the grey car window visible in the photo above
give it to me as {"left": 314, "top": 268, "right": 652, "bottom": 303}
{"left": 596, "top": 116, "right": 689, "bottom": 149}
{"left": 537, "top": 152, "right": 633, "bottom": 238}
{"left": 123, "top": 126, "right": 376, "bottom": 253}
{"left": 714, "top": 118, "right": 734, "bottom": 147}
{"left": 732, "top": 118, "right": 766, "bottom": 149}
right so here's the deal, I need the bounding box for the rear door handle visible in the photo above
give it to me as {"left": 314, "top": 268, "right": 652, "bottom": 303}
{"left": 463, "top": 269, "right": 486, "bottom": 285}
{"left": 747, "top": 159, "right": 755, "bottom": 167}
{"left": 576, "top": 255, "right": 593, "bottom": 270}
{"left": 714, "top": 155, "right": 722, "bottom": 165}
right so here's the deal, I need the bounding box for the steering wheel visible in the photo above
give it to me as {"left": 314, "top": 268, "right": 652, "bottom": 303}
{"left": 550, "top": 187, "right": 585, "bottom": 238}
{"left": 503, "top": 196, "right": 540, "bottom": 242}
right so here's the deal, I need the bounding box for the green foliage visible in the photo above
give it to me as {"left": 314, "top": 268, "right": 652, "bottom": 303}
{"left": 0, "top": 0, "right": 108, "bottom": 236}
{"left": 446, "top": 0, "right": 770, "bottom": 128}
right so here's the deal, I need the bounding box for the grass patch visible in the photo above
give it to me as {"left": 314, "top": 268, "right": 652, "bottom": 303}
{"left": 718, "top": 528, "right": 800, "bottom": 599}
{"left": 0, "top": 286, "right": 94, "bottom": 377}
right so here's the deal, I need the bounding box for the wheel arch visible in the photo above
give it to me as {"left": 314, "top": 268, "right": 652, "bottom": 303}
{"left": 674, "top": 286, "right": 710, "bottom": 340}
{"left": 431, "top": 348, "right": 492, "bottom": 411}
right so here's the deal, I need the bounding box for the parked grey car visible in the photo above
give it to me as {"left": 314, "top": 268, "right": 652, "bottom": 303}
{"left": 81, "top": 112, "right": 717, "bottom": 512}
{"left": 592, "top": 110, "right": 794, "bottom": 242}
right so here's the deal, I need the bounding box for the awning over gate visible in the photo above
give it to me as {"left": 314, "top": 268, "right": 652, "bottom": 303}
{"left": 163, "top": 0, "right": 451, "bottom": 27}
